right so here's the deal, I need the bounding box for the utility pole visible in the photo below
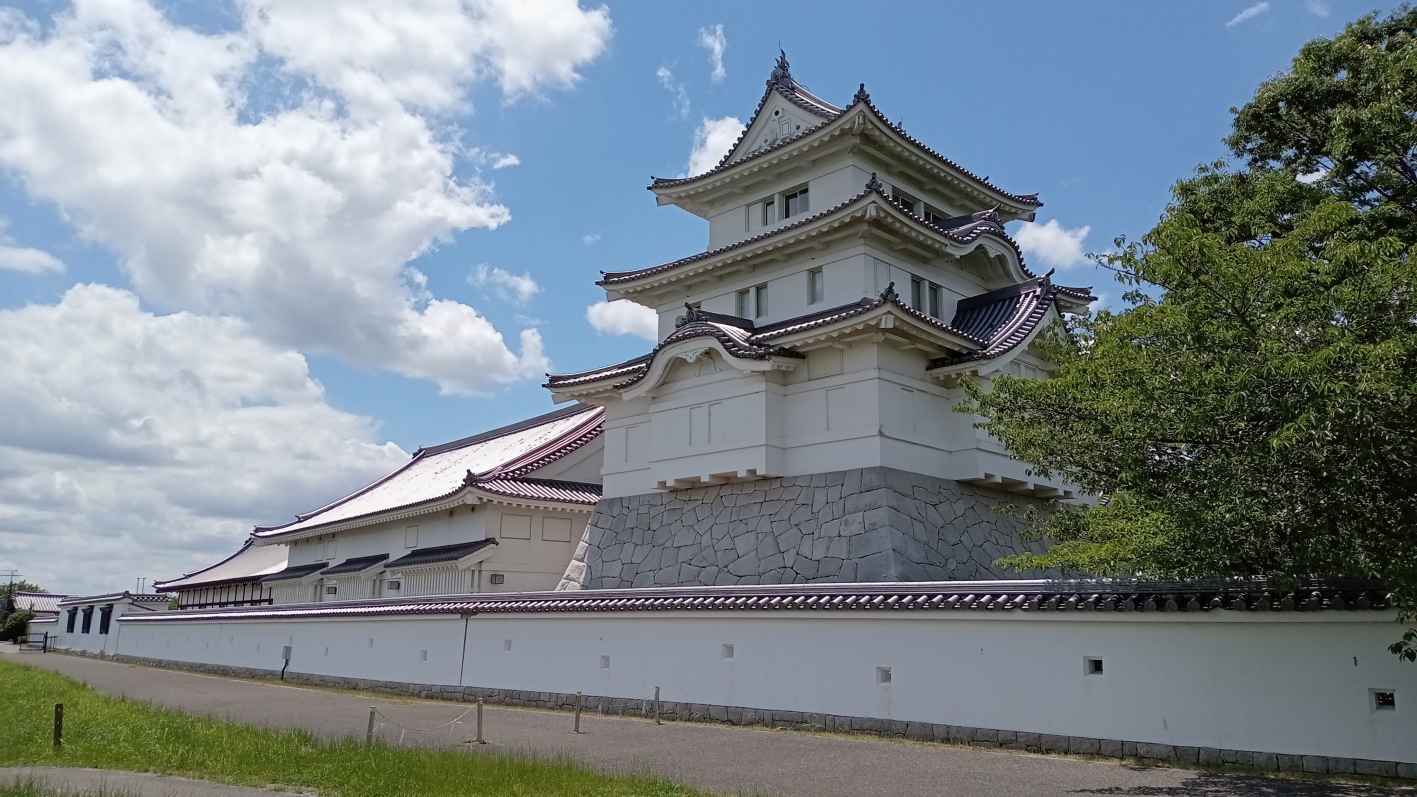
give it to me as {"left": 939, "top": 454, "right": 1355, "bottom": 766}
{"left": 1, "top": 570, "right": 21, "bottom": 617}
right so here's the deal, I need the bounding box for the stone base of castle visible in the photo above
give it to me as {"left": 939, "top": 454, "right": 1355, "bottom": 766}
{"left": 558, "top": 466, "right": 1053, "bottom": 590}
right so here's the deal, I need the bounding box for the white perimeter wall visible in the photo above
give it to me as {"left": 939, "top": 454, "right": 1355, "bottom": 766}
{"left": 110, "top": 609, "right": 1415, "bottom": 764}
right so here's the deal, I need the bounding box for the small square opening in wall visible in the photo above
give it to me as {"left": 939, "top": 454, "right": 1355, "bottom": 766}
{"left": 876, "top": 666, "right": 892, "bottom": 685}
{"left": 1373, "top": 689, "right": 1396, "bottom": 711}
{"left": 489, "top": 573, "right": 506, "bottom": 585}
{"left": 722, "top": 644, "right": 734, "bottom": 660}
{"left": 503, "top": 639, "right": 512, "bottom": 652}
{"left": 601, "top": 655, "right": 611, "bottom": 670}
{"left": 420, "top": 650, "right": 429, "bottom": 662}
{"left": 1085, "top": 657, "right": 1105, "bottom": 676}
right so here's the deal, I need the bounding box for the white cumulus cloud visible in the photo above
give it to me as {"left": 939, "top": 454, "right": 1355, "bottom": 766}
{"left": 470, "top": 264, "right": 539, "bottom": 303}
{"left": 582, "top": 232, "right": 601, "bottom": 245}
{"left": 587, "top": 299, "right": 657, "bottom": 341}
{"left": 656, "top": 65, "right": 690, "bottom": 118}
{"left": 683, "top": 116, "right": 744, "bottom": 177}
{"left": 1015, "top": 219, "right": 1092, "bottom": 270}
{"left": 0, "top": 284, "right": 408, "bottom": 595}
{"left": 1227, "top": 2, "right": 1270, "bottom": 27}
{"left": 698, "top": 24, "right": 726, "bottom": 82}
{"left": 0, "top": 218, "right": 64, "bottom": 273}
{"left": 0, "top": 0, "right": 605, "bottom": 394}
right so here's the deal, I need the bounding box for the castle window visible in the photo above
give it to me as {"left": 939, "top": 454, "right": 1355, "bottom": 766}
{"left": 923, "top": 203, "right": 951, "bottom": 227}
{"left": 928, "top": 284, "right": 942, "bottom": 318}
{"left": 762, "top": 198, "right": 776, "bottom": 226}
{"left": 910, "top": 278, "right": 924, "bottom": 311}
{"left": 891, "top": 187, "right": 920, "bottom": 215}
{"left": 737, "top": 284, "right": 768, "bottom": 319}
{"left": 783, "top": 185, "right": 809, "bottom": 219}
{"left": 808, "top": 268, "right": 824, "bottom": 305}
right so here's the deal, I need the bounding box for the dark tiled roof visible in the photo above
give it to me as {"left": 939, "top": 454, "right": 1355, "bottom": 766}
{"left": 320, "top": 554, "right": 390, "bottom": 577}
{"left": 927, "top": 277, "right": 1066, "bottom": 370}
{"left": 59, "top": 592, "right": 169, "bottom": 606}
{"left": 119, "top": 578, "right": 1395, "bottom": 623}
{"left": 475, "top": 477, "right": 601, "bottom": 505}
{"left": 544, "top": 354, "right": 652, "bottom": 390}
{"left": 649, "top": 73, "right": 1041, "bottom": 211}
{"left": 550, "top": 277, "right": 1081, "bottom": 394}
{"left": 386, "top": 539, "right": 498, "bottom": 570}
{"left": 259, "top": 563, "right": 329, "bottom": 583}
{"left": 600, "top": 184, "right": 1090, "bottom": 298}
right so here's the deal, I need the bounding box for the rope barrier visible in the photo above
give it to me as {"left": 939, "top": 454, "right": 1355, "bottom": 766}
{"left": 371, "top": 706, "right": 473, "bottom": 732}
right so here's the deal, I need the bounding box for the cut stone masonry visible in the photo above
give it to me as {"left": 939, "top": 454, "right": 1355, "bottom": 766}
{"left": 559, "top": 466, "right": 1054, "bottom": 590}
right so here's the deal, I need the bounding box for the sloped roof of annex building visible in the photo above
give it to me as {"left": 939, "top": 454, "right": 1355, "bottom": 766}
{"left": 154, "top": 540, "right": 289, "bottom": 592}
{"left": 10, "top": 591, "right": 69, "bottom": 615}
{"left": 252, "top": 404, "right": 604, "bottom": 541}
{"left": 648, "top": 53, "right": 1042, "bottom": 217}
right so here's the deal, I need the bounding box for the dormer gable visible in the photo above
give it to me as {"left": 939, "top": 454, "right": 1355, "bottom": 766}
{"left": 723, "top": 51, "right": 843, "bottom": 166}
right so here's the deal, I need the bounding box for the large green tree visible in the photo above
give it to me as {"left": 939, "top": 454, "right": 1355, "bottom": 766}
{"left": 964, "top": 8, "right": 1417, "bottom": 658}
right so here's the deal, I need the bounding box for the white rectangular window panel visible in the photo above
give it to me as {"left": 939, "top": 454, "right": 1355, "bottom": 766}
{"left": 625, "top": 424, "right": 645, "bottom": 464}
{"left": 754, "top": 284, "right": 768, "bottom": 318}
{"left": 542, "top": 516, "right": 573, "bottom": 542}
{"left": 404, "top": 525, "right": 419, "bottom": 548}
{"left": 689, "top": 404, "right": 709, "bottom": 446}
{"left": 761, "top": 198, "right": 775, "bottom": 226}
{"left": 808, "top": 268, "right": 824, "bottom": 305}
{"left": 500, "top": 514, "right": 532, "bottom": 539}
{"left": 313, "top": 540, "right": 324, "bottom": 561}
{"left": 826, "top": 386, "right": 849, "bottom": 432}
{"left": 326, "top": 538, "right": 336, "bottom": 561}
{"left": 910, "top": 278, "right": 924, "bottom": 312}
{"left": 707, "top": 401, "right": 723, "bottom": 444}
{"left": 928, "top": 284, "right": 942, "bottom": 318}
{"left": 809, "top": 348, "right": 843, "bottom": 380}
{"left": 736, "top": 289, "right": 750, "bottom": 317}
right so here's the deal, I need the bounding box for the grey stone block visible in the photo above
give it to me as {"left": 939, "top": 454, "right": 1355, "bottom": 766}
{"left": 1099, "top": 739, "right": 1123, "bottom": 758}
{"left": 1355, "top": 759, "right": 1397, "bottom": 777}
{"left": 1397, "top": 762, "right": 1417, "bottom": 780}
{"left": 1276, "top": 754, "right": 1304, "bottom": 772}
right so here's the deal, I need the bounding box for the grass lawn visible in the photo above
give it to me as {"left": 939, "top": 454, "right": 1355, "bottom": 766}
{"left": 0, "top": 659, "right": 704, "bottom": 797}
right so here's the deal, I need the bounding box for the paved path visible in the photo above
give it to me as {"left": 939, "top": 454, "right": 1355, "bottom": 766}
{"left": 0, "top": 766, "right": 314, "bottom": 796}
{"left": 2, "top": 646, "right": 1407, "bottom": 797}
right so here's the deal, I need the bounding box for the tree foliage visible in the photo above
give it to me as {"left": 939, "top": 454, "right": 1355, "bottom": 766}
{"left": 962, "top": 8, "right": 1417, "bottom": 659}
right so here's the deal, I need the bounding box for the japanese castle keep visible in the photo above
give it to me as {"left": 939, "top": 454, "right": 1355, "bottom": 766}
{"left": 547, "top": 53, "right": 1092, "bottom": 589}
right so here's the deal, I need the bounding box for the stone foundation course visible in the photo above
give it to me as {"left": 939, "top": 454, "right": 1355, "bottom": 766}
{"left": 560, "top": 466, "right": 1054, "bottom": 590}
{"left": 64, "top": 650, "right": 1417, "bottom": 781}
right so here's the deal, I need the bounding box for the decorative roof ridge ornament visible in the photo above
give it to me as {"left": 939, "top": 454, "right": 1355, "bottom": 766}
{"left": 675, "top": 302, "right": 704, "bottom": 328}
{"left": 463, "top": 469, "right": 478, "bottom": 488}
{"left": 853, "top": 82, "right": 870, "bottom": 104}
{"left": 879, "top": 281, "right": 898, "bottom": 303}
{"left": 972, "top": 206, "right": 1002, "bottom": 225}
{"left": 865, "top": 171, "right": 883, "bottom": 192}
{"left": 769, "top": 49, "right": 794, "bottom": 89}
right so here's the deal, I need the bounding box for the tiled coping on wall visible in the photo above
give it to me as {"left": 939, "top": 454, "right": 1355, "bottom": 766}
{"left": 60, "top": 649, "right": 1417, "bottom": 781}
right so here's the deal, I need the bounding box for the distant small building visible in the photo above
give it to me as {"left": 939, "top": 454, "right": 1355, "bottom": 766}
{"left": 54, "top": 592, "right": 171, "bottom": 655}
{"left": 9, "top": 591, "right": 69, "bottom": 619}
{"left": 153, "top": 540, "right": 287, "bottom": 609}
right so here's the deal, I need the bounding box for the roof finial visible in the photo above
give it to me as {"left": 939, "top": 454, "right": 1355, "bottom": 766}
{"left": 865, "top": 171, "right": 883, "bottom": 192}
{"left": 769, "top": 48, "right": 794, "bottom": 88}
{"left": 880, "top": 281, "right": 898, "bottom": 302}
{"left": 853, "top": 82, "right": 870, "bottom": 104}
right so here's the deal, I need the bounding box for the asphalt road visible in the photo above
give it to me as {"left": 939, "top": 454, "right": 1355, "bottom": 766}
{"left": 2, "top": 646, "right": 1407, "bottom": 797}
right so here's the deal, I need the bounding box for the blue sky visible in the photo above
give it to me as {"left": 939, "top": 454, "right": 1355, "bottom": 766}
{"left": 0, "top": 0, "right": 1392, "bottom": 592}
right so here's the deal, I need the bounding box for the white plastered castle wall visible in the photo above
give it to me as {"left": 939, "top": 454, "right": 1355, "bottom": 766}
{"left": 112, "top": 608, "right": 1417, "bottom": 765}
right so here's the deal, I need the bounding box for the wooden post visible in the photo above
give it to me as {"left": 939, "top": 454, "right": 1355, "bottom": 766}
{"left": 475, "top": 698, "right": 485, "bottom": 744}
{"left": 573, "top": 692, "right": 583, "bottom": 734}
{"left": 654, "top": 685, "right": 661, "bottom": 725}
{"left": 53, "top": 703, "right": 63, "bottom": 748}
{"left": 366, "top": 706, "right": 377, "bottom": 745}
